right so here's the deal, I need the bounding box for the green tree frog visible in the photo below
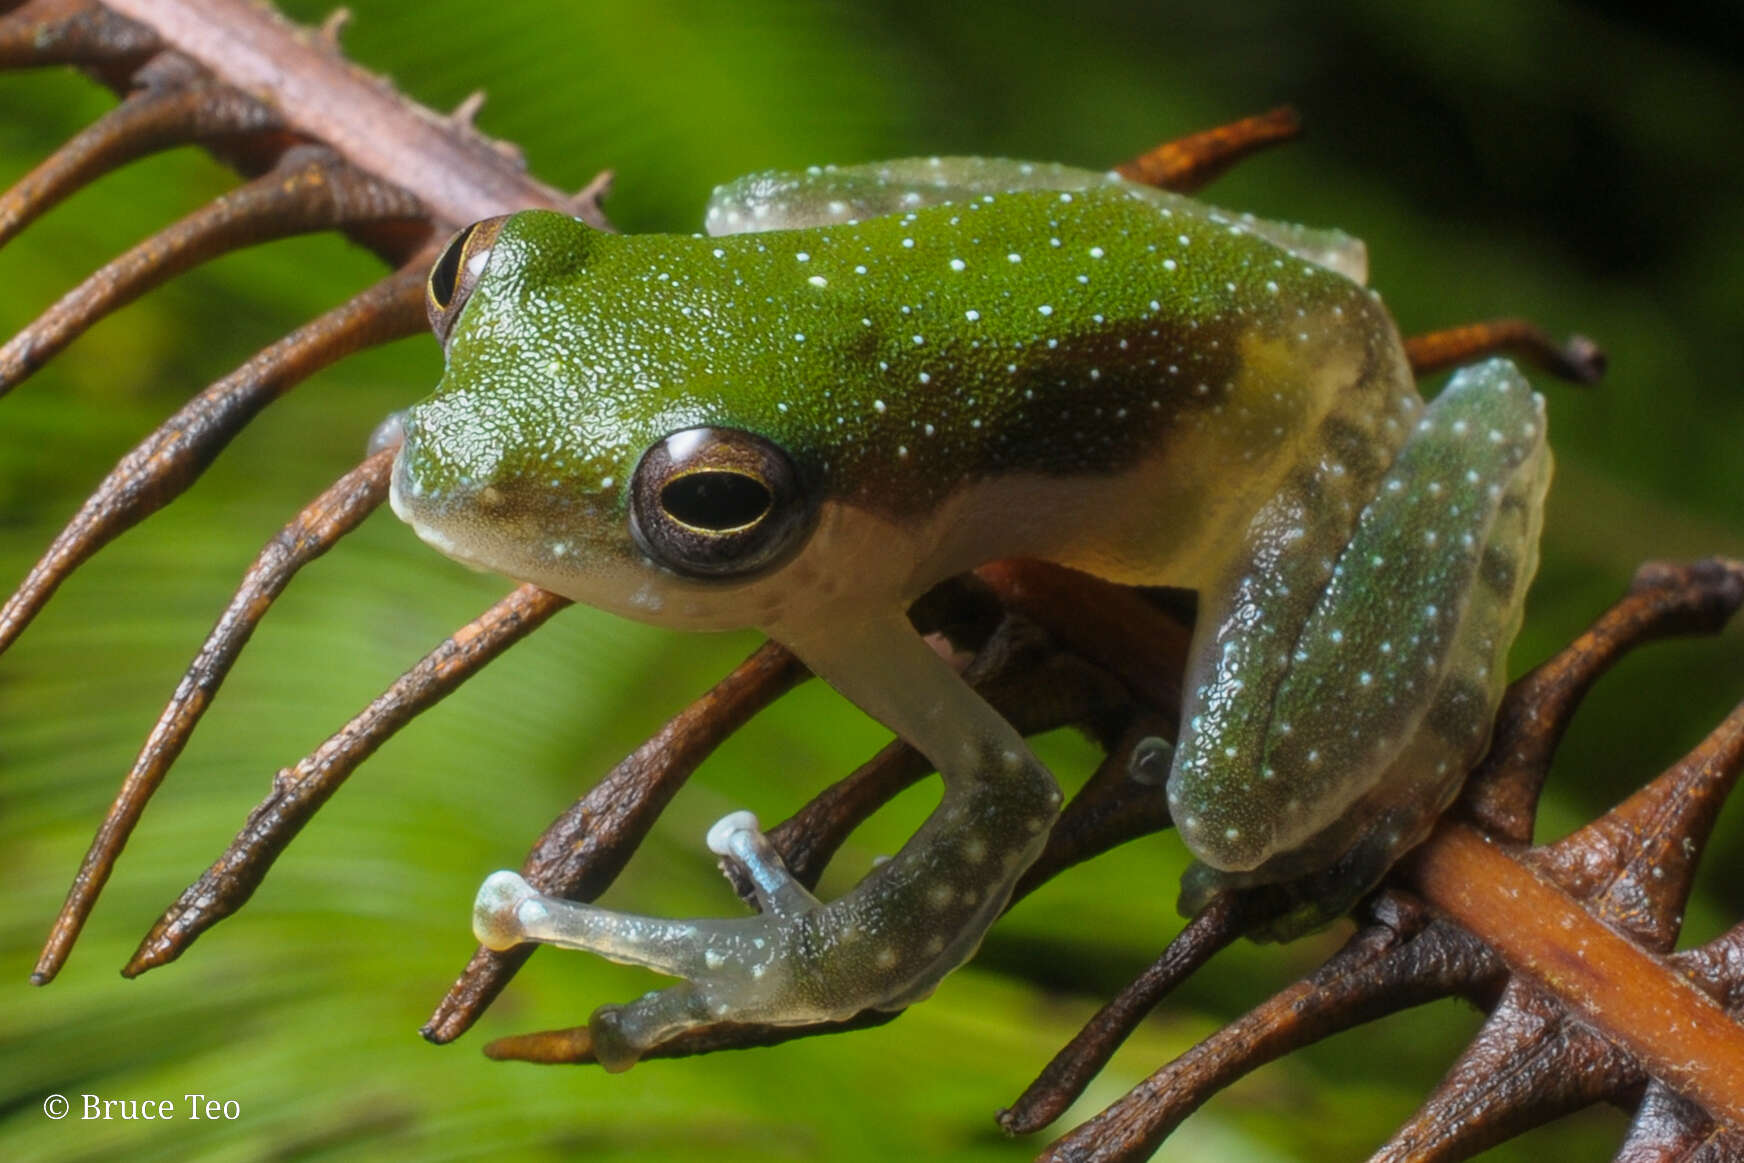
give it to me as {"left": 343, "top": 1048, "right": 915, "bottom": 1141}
{"left": 388, "top": 157, "right": 1549, "bottom": 1070}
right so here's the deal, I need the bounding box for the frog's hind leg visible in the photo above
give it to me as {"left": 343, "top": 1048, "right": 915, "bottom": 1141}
{"left": 1178, "top": 359, "right": 1551, "bottom": 932}
{"left": 473, "top": 613, "right": 1061, "bottom": 1069}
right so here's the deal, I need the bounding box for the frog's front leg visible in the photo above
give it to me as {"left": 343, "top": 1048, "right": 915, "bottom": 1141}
{"left": 473, "top": 613, "right": 1061, "bottom": 1070}
{"left": 1170, "top": 358, "right": 1551, "bottom": 934}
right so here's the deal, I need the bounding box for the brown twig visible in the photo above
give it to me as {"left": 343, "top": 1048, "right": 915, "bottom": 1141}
{"left": 1114, "top": 105, "right": 1301, "bottom": 193}
{"left": 0, "top": 259, "right": 430, "bottom": 657}
{"left": 0, "top": 65, "right": 282, "bottom": 248}
{"left": 123, "top": 583, "right": 571, "bottom": 976}
{"left": 1404, "top": 318, "right": 1606, "bottom": 384}
{"left": 33, "top": 446, "right": 397, "bottom": 984}
{"left": 1409, "top": 818, "right": 1744, "bottom": 1126}
{"left": 0, "top": 145, "right": 427, "bottom": 394}
{"left": 1035, "top": 559, "right": 1744, "bottom": 1162}
{"left": 999, "top": 894, "right": 1245, "bottom": 1135}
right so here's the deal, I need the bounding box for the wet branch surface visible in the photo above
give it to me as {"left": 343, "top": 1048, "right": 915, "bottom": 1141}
{"left": 1, "top": 3, "right": 1741, "bottom": 1159}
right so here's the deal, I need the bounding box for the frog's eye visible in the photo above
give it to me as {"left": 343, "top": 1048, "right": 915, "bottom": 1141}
{"left": 426, "top": 216, "right": 507, "bottom": 344}
{"left": 630, "top": 427, "right": 817, "bottom": 579}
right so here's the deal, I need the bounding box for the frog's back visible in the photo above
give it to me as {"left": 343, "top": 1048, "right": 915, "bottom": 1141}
{"left": 499, "top": 184, "right": 1408, "bottom": 586}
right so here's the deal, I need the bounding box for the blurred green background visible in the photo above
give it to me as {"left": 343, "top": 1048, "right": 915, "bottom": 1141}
{"left": 2, "top": 1, "right": 1740, "bottom": 1159}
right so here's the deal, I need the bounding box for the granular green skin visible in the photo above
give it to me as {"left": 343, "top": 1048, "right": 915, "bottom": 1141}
{"left": 409, "top": 184, "right": 1374, "bottom": 522}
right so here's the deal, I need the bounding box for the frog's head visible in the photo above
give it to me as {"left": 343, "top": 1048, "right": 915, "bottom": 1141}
{"left": 388, "top": 212, "right": 838, "bottom": 631}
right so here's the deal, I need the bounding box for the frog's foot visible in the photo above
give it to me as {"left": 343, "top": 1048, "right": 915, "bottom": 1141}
{"left": 474, "top": 781, "right": 1051, "bottom": 1070}
{"left": 472, "top": 819, "right": 818, "bottom": 1071}
{"left": 474, "top": 614, "right": 1061, "bottom": 1070}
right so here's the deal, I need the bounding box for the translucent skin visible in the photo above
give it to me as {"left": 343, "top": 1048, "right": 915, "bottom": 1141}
{"left": 391, "top": 158, "right": 1550, "bottom": 1064}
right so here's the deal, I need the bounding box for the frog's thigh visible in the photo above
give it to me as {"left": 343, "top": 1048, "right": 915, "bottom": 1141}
{"left": 1177, "top": 358, "right": 1550, "bottom": 877}
{"left": 705, "top": 157, "right": 1111, "bottom": 234}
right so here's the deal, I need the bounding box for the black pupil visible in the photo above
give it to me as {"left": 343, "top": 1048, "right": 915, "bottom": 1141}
{"left": 429, "top": 224, "right": 476, "bottom": 308}
{"left": 662, "top": 472, "right": 772, "bottom": 531}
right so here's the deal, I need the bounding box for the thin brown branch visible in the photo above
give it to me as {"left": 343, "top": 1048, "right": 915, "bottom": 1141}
{"left": 0, "top": 145, "right": 427, "bottom": 395}
{"left": 999, "top": 894, "right": 1245, "bottom": 1135}
{"left": 1459, "top": 558, "right": 1744, "bottom": 843}
{"left": 1037, "top": 903, "right": 1499, "bottom": 1163}
{"left": 0, "top": 66, "right": 282, "bottom": 248}
{"left": 482, "top": 1008, "right": 904, "bottom": 1067}
{"left": 32, "top": 447, "right": 396, "bottom": 984}
{"left": 1404, "top": 318, "right": 1606, "bottom": 384}
{"left": 1114, "top": 105, "right": 1301, "bottom": 193}
{"left": 0, "top": 260, "right": 430, "bottom": 657}
{"left": 100, "top": 0, "right": 601, "bottom": 228}
{"left": 122, "top": 583, "right": 570, "bottom": 976}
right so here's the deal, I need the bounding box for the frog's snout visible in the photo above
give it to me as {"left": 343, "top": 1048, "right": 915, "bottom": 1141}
{"left": 386, "top": 409, "right": 484, "bottom": 566}
{"left": 384, "top": 408, "right": 437, "bottom": 529}
{"left": 384, "top": 405, "right": 546, "bottom": 574}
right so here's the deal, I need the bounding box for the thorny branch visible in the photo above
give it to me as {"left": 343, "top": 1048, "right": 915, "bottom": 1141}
{"left": 1, "top": 2, "right": 1739, "bottom": 1160}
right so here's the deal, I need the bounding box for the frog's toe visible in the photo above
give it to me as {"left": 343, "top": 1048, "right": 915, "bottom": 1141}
{"left": 707, "top": 810, "right": 822, "bottom": 918}
{"left": 473, "top": 870, "right": 542, "bottom": 951}
{"left": 1127, "top": 736, "right": 1174, "bottom": 786}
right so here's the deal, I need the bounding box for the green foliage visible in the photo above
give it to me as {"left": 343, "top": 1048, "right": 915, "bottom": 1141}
{"left": 1, "top": 2, "right": 1740, "bottom": 1159}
